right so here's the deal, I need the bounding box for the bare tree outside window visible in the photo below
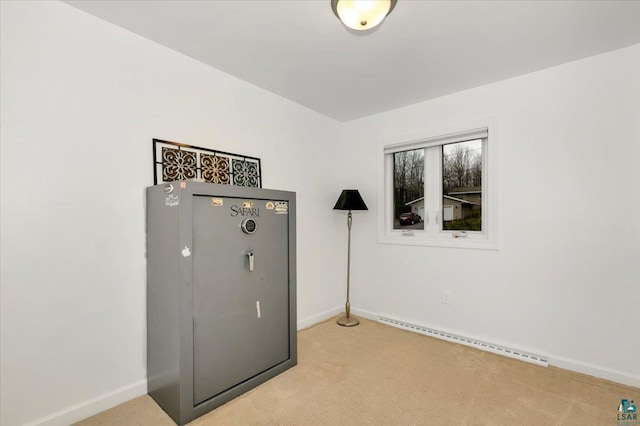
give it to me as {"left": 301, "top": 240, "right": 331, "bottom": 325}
{"left": 393, "top": 149, "right": 424, "bottom": 230}
{"left": 442, "top": 140, "right": 482, "bottom": 231}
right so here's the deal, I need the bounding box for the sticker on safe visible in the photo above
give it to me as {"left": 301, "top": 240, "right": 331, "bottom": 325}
{"left": 165, "top": 194, "right": 179, "bottom": 207}
{"left": 275, "top": 201, "right": 288, "bottom": 214}
{"left": 211, "top": 198, "right": 223, "bottom": 207}
{"left": 242, "top": 201, "right": 254, "bottom": 209}
{"left": 266, "top": 201, "right": 275, "bottom": 210}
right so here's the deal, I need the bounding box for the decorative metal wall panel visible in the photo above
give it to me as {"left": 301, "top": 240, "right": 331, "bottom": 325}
{"left": 232, "top": 159, "right": 260, "bottom": 187}
{"left": 162, "top": 147, "right": 197, "bottom": 181}
{"left": 153, "top": 139, "right": 261, "bottom": 187}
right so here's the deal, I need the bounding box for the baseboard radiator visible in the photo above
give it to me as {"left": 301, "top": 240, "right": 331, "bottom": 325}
{"left": 378, "top": 316, "right": 548, "bottom": 367}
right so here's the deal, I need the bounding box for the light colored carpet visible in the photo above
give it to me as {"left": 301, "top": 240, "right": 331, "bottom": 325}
{"left": 76, "top": 318, "right": 639, "bottom": 425}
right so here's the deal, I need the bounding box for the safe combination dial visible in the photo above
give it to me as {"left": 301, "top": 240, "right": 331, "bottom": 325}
{"left": 241, "top": 218, "right": 257, "bottom": 234}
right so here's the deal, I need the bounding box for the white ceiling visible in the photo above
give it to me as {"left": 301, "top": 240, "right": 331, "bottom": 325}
{"left": 65, "top": 0, "right": 640, "bottom": 122}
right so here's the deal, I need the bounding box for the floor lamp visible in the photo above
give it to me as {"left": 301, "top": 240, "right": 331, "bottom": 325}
{"left": 333, "top": 189, "right": 368, "bottom": 327}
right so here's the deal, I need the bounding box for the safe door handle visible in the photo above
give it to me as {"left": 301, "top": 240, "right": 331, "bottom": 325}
{"left": 245, "top": 251, "right": 255, "bottom": 272}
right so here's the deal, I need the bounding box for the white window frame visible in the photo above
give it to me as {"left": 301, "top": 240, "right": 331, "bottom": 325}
{"left": 377, "top": 118, "right": 499, "bottom": 250}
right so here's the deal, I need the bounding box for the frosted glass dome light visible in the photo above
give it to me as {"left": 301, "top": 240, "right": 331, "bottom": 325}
{"left": 331, "top": 0, "right": 397, "bottom": 31}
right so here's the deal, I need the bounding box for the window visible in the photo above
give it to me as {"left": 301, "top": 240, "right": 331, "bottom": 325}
{"left": 442, "top": 139, "right": 482, "bottom": 232}
{"left": 379, "top": 121, "right": 498, "bottom": 249}
{"left": 393, "top": 148, "right": 424, "bottom": 230}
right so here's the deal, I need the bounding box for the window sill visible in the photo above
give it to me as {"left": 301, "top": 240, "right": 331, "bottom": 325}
{"left": 378, "top": 233, "right": 499, "bottom": 250}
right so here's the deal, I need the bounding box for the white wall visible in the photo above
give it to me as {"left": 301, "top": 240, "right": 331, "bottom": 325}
{"left": 340, "top": 44, "right": 640, "bottom": 386}
{"left": 0, "top": 2, "right": 346, "bottom": 425}
{"left": 2, "top": 2, "right": 639, "bottom": 425}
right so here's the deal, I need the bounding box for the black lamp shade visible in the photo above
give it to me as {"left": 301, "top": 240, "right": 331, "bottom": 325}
{"left": 333, "top": 190, "right": 368, "bottom": 211}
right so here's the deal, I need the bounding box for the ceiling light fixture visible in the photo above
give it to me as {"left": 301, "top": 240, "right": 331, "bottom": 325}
{"left": 331, "top": 0, "right": 397, "bottom": 31}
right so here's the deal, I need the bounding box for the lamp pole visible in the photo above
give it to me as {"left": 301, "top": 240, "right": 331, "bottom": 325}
{"left": 337, "top": 210, "right": 359, "bottom": 326}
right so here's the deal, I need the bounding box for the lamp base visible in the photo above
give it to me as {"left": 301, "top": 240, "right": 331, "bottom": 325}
{"left": 336, "top": 315, "right": 360, "bottom": 327}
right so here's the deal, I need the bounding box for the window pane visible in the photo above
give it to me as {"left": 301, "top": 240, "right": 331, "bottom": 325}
{"left": 442, "top": 140, "right": 482, "bottom": 231}
{"left": 393, "top": 149, "right": 425, "bottom": 230}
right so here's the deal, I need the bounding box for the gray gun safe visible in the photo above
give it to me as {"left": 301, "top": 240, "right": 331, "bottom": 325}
{"left": 146, "top": 181, "right": 297, "bottom": 425}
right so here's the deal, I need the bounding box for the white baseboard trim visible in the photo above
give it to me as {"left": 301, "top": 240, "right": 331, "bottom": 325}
{"left": 374, "top": 312, "right": 639, "bottom": 389}
{"left": 297, "top": 305, "right": 343, "bottom": 330}
{"left": 550, "top": 355, "right": 640, "bottom": 388}
{"left": 23, "top": 308, "right": 638, "bottom": 426}
{"left": 22, "top": 379, "right": 147, "bottom": 426}
{"left": 350, "top": 307, "right": 380, "bottom": 321}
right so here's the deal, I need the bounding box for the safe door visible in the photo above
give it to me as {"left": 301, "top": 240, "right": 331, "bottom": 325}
{"left": 191, "top": 196, "right": 290, "bottom": 405}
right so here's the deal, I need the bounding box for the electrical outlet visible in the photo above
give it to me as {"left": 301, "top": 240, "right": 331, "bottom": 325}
{"left": 442, "top": 290, "right": 452, "bottom": 304}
